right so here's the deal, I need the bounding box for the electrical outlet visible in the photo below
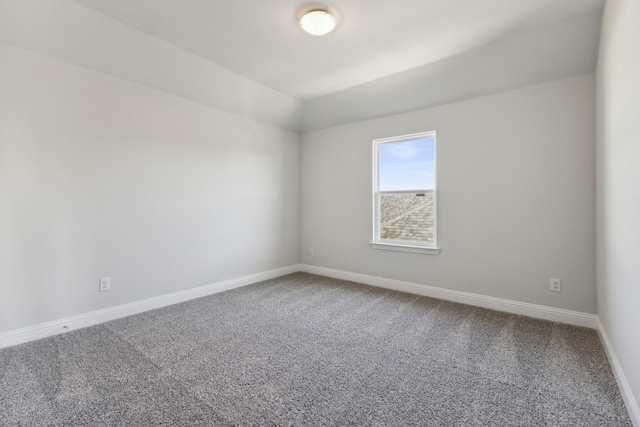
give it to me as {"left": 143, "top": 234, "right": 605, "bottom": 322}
{"left": 550, "top": 278, "right": 561, "bottom": 292}
{"left": 309, "top": 247, "right": 315, "bottom": 256}
{"left": 99, "top": 277, "right": 111, "bottom": 292}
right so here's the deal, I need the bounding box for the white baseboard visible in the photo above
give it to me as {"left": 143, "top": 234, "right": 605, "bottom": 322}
{"left": 0, "top": 264, "right": 300, "bottom": 349}
{"left": 596, "top": 317, "right": 640, "bottom": 427}
{"left": 2, "top": 263, "right": 598, "bottom": 348}
{"left": 300, "top": 264, "right": 597, "bottom": 328}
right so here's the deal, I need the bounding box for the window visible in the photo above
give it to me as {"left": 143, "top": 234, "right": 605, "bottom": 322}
{"left": 371, "top": 131, "right": 439, "bottom": 254}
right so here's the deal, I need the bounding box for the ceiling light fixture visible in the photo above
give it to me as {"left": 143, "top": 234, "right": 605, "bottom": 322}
{"left": 299, "top": 9, "right": 337, "bottom": 36}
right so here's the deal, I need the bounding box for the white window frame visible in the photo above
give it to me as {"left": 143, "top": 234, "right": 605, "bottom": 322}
{"left": 371, "top": 131, "right": 440, "bottom": 255}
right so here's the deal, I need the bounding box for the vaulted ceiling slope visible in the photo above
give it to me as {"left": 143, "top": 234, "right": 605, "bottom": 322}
{"left": 0, "top": 0, "right": 605, "bottom": 131}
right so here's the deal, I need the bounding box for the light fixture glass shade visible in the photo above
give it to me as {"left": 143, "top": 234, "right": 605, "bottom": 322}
{"left": 300, "top": 10, "right": 337, "bottom": 36}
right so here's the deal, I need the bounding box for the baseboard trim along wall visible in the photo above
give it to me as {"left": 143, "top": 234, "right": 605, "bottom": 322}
{"left": 0, "top": 263, "right": 600, "bottom": 345}
{"left": 299, "top": 264, "right": 598, "bottom": 329}
{"left": 0, "top": 264, "right": 299, "bottom": 349}
{"left": 596, "top": 317, "right": 640, "bottom": 427}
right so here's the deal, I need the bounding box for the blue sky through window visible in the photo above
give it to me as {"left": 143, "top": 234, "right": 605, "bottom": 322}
{"left": 379, "top": 138, "right": 435, "bottom": 191}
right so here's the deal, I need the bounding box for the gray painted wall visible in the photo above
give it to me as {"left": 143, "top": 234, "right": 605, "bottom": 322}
{"left": 596, "top": 0, "right": 640, "bottom": 414}
{"left": 301, "top": 74, "right": 596, "bottom": 313}
{"left": 0, "top": 43, "right": 300, "bottom": 333}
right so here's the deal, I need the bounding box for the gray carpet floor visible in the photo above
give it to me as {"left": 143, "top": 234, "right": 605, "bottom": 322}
{"left": 0, "top": 273, "right": 632, "bottom": 426}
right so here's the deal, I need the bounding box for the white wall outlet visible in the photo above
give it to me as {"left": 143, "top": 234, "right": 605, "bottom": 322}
{"left": 309, "top": 247, "right": 315, "bottom": 256}
{"left": 99, "top": 277, "right": 111, "bottom": 292}
{"left": 550, "top": 278, "right": 562, "bottom": 292}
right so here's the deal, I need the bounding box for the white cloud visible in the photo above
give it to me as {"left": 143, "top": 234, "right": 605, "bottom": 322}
{"left": 384, "top": 141, "right": 422, "bottom": 159}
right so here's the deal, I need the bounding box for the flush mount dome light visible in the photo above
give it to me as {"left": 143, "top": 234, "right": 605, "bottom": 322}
{"left": 300, "top": 9, "right": 337, "bottom": 36}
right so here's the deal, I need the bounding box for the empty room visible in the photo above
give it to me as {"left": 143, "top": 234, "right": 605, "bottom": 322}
{"left": 1, "top": 0, "right": 638, "bottom": 425}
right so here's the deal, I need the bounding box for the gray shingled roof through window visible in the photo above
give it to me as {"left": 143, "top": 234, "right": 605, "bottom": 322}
{"left": 380, "top": 191, "right": 434, "bottom": 243}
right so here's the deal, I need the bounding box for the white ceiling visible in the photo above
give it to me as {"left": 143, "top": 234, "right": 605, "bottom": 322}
{"left": 73, "top": 0, "right": 605, "bottom": 100}
{"left": 1, "top": 0, "right": 605, "bottom": 131}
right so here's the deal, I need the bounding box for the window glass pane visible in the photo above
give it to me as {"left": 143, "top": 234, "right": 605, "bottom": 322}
{"left": 379, "top": 138, "right": 435, "bottom": 191}
{"left": 379, "top": 192, "right": 434, "bottom": 244}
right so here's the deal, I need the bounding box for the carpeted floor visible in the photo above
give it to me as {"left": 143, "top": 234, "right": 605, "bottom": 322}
{"left": 0, "top": 273, "right": 632, "bottom": 426}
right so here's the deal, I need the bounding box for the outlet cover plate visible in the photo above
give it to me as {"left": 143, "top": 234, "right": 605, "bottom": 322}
{"left": 99, "top": 277, "right": 111, "bottom": 292}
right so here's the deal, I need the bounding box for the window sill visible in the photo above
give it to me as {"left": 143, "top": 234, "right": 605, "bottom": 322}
{"left": 370, "top": 242, "right": 440, "bottom": 255}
